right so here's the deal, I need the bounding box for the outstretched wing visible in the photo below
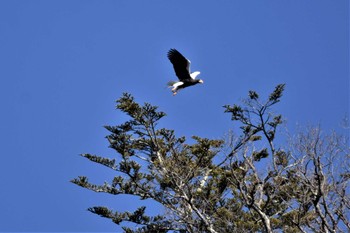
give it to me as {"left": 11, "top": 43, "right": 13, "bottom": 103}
{"left": 167, "top": 49, "right": 191, "bottom": 81}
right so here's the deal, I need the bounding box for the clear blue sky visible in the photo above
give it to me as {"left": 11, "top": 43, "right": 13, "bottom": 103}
{"left": 0, "top": 1, "right": 348, "bottom": 232}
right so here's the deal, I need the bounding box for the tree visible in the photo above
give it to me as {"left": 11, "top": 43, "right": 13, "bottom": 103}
{"left": 71, "top": 84, "right": 349, "bottom": 232}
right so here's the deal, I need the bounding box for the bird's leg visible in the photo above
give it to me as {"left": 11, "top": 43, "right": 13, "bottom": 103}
{"left": 171, "top": 86, "right": 178, "bottom": 95}
{"left": 172, "top": 88, "right": 178, "bottom": 95}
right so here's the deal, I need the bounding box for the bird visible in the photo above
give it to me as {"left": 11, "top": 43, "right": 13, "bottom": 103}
{"left": 167, "top": 49, "right": 203, "bottom": 95}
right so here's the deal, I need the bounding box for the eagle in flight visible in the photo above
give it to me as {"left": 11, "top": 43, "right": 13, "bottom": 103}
{"left": 167, "top": 49, "right": 203, "bottom": 95}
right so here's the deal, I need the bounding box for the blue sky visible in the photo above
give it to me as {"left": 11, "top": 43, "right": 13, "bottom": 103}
{"left": 0, "top": 1, "right": 348, "bottom": 232}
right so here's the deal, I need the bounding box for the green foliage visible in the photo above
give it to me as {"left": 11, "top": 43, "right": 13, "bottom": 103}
{"left": 72, "top": 85, "right": 349, "bottom": 233}
{"left": 252, "top": 148, "right": 269, "bottom": 162}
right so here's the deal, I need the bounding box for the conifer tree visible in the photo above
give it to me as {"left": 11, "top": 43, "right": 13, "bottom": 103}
{"left": 72, "top": 84, "right": 349, "bottom": 233}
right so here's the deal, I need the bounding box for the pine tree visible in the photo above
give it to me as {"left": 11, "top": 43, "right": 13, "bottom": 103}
{"left": 72, "top": 84, "right": 349, "bottom": 233}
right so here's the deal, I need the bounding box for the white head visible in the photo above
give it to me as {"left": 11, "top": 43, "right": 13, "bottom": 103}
{"left": 190, "top": 71, "right": 201, "bottom": 80}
